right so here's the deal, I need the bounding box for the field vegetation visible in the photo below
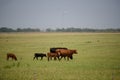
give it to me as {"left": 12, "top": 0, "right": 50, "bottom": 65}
{"left": 0, "top": 32, "right": 120, "bottom": 80}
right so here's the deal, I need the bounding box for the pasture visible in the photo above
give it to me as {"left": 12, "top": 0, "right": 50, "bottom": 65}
{"left": 0, "top": 32, "right": 120, "bottom": 80}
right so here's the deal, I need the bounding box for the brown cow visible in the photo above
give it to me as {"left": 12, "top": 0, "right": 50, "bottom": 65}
{"left": 47, "top": 52, "right": 60, "bottom": 61}
{"left": 56, "top": 49, "right": 77, "bottom": 60}
{"left": 7, "top": 53, "right": 17, "bottom": 61}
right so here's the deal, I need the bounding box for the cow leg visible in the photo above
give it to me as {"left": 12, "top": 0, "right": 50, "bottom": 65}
{"left": 67, "top": 57, "right": 69, "bottom": 61}
{"left": 70, "top": 56, "right": 73, "bottom": 60}
{"left": 15, "top": 57, "right": 17, "bottom": 61}
{"left": 64, "top": 56, "right": 66, "bottom": 60}
{"left": 41, "top": 57, "right": 43, "bottom": 60}
{"left": 33, "top": 57, "right": 35, "bottom": 60}
{"left": 48, "top": 56, "right": 52, "bottom": 61}
{"left": 50, "top": 57, "right": 52, "bottom": 60}
{"left": 36, "top": 57, "right": 38, "bottom": 60}
{"left": 48, "top": 57, "right": 49, "bottom": 61}
{"left": 57, "top": 56, "right": 60, "bottom": 61}
{"left": 54, "top": 57, "right": 57, "bottom": 60}
{"left": 60, "top": 56, "right": 63, "bottom": 60}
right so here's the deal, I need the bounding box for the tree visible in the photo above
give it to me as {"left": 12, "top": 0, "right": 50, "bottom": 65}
{"left": 0, "top": 27, "right": 15, "bottom": 32}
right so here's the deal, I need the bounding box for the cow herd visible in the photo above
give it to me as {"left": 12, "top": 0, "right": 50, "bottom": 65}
{"left": 7, "top": 47, "right": 78, "bottom": 61}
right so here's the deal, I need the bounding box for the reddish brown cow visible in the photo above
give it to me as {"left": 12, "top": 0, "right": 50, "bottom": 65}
{"left": 7, "top": 53, "right": 17, "bottom": 61}
{"left": 47, "top": 52, "right": 60, "bottom": 61}
{"left": 56, "top": 49, "right": 77, "bottom": 60}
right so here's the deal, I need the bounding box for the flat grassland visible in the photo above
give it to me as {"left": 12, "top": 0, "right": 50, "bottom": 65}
{"left": 0, "top": 32, "right": 120, "bottom": 80}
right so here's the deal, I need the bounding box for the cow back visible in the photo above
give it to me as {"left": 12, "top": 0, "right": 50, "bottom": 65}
{"left": 56, "top": 49, "right": 77, "bottom": 55}
{"left": 50, "top": 47, "right": 67, "bottom": 53}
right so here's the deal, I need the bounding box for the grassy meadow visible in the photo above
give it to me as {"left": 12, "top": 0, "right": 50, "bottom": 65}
{"left": 0, "top": 32, "right": 120, "bottom": 80}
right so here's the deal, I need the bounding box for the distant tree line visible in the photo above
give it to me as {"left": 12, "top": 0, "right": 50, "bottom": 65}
{"left": 0, "top": 27, "right": 40, "bottom": 32}
{"left": 0, "top": 27, "right": 120, "bottom": 32}
{"left": 54, "top": 28, "right": 120, "bottom": 32}
{"left": 45, "top": 27, "right": 120, "bottom": 32}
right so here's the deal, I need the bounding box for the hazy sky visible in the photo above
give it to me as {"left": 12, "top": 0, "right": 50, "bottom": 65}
{"left": 0, "top": 0, "right": 120, "bottom": 29}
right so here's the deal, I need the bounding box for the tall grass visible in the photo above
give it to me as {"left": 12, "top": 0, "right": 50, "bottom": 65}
{"left": 0, "top": 32, "right": 120, "bottom": 80}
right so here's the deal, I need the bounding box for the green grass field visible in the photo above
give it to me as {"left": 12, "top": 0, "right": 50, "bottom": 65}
{"left": 0, "top": 32, "right": 120, "bottom": 80}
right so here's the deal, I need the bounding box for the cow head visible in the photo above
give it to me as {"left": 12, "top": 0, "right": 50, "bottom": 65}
{"left": 73, "top": 50, "right": 77, "bottom": 54}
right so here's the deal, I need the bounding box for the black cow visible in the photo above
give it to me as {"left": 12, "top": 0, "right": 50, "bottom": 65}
{"left": 50, "top": 47, "right": 68, "bottom": 53}
{"left": 33, "top": 53, "right": 46, "bottom": 60}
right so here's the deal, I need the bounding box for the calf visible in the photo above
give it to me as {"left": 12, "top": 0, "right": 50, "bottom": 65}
{"left": 47, "top": 52, "right": 60, "bottom": 61}
{"left": 7, "top": 53, "right": 17, "bottom": 61}
{"left": 33, "top": 53, "right": 46, "bottom": 60}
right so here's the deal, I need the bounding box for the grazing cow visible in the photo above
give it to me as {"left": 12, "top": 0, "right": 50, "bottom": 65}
{"left": 50, "top": 47, "right": 68, "bottom": 53}
{"left": 56, "top": 49, "right": 77, "bottom": 60}
{"left": 7, "top": 53, "right": 17, "bottom": 61}
{"left": 33, "top": 53, "right": 46, "bottom": 60}
{"left": 47, "top": 52, "right": 60, "bottom": 61}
